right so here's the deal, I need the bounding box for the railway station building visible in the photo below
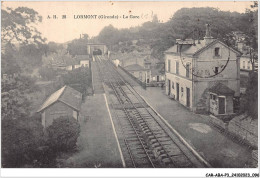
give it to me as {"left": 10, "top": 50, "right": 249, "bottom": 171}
{"left": 164, "top": 24, "right": 241, "bottom": 115}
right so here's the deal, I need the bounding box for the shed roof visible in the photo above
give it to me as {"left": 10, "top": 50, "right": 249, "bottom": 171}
{"left": 209, "top": 83, "right": 235, "bottom": 96}
{"left": 37, "top": 85, "right": 82, "bottom": 112}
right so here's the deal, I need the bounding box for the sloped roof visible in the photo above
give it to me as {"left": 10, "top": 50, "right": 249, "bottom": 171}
{"left": 75, "top": 55, "right": 90, "bottom": 62}
{"left": 124, "top": 64, "right": 147, "bottom": 71}
{"left": 37, "top": 85, "right": 82, "bottom": 112}
{"left": 165, "top": 39, "right": 241, "bottom": 57}
{"left": 193, "top": 40, "right": 241, "bottom": 56}
{"left": 209, "top": 83, "right": 235, "bottom": 96}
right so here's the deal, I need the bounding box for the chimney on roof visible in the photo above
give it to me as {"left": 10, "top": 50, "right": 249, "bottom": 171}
{"left": 204, "top": 24, "right": 214, "bottom": 45}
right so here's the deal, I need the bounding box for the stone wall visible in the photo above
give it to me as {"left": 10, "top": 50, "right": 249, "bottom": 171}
{"left": 207, "top": 114, "right": 258, "bottom": 149}
{"left": 228, "top": 114, "right": 258, "bottom": 148}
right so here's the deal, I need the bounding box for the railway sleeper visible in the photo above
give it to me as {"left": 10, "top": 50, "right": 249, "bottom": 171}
{"left": 161, "top": 158, "right": 173, "bottom": 166}
{"left": 148, "top": 135, "right": 156, "bottom": 140}
{"left": 151, "top": 142, "right": 161, "bottom": 148}
{"left": 139, "top": 122, "right": 146, "bottom": 126}
{"left": 143, "top": 130, "right": 153, "bottom": 136}
{"left": 149, "top": 138, "right": 159, "bottom": 145}
{"left": 140, "top": 126, "right": 149, "bottom": 131}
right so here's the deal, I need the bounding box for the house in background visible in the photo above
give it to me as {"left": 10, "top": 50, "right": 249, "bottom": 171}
{"left": 233, "top": 31, "right": 258, "bottom": 72}
{"left": 74, "top": 55, "right": 90, "bottom": 68}
{"left": 150, "top": 62, "right": 165, "bottom": 86}
{"left": 165, "top": 24, "right": 241, "bottom": 115}
{"left": 37, "top": 85, "right": 82, "bottom": 128}
{"left": 240, "top": 55, "right": 253, "bottom": 71}
{"left": 66, "top": 55, "right": 90, "bottom": 70}
{"left": 124, "top": 64, "right": 151, "bottom": 84}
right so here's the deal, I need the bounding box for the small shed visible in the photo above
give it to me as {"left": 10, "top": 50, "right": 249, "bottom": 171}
{"left": 208, "top": 83, "right": 235, "bottom": 115}
{"left": 37, "top": 85, "right": 82, "bottom": 128}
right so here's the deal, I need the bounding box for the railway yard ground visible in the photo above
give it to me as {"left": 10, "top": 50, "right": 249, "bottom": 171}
{"left": 63, "top": 55, "right": 253, "bottom": 168}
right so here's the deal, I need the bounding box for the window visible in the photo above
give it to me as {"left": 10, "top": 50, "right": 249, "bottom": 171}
{"left": 181, "top": 87, "right": 183, "bottom": 92}
{"left": 215, "top": 47, "right": 220, "bottom": 56}
{"left": 176, "top": 61, "right": 179, "bottom": 74}
{"left": 248, "top": 61, "right": 251, "bottom": 69}
{"left": 172, "top": 82, "right": 174, "bottom": 89}
{"left": 243, "top": 61, "right": 245, "bottom": 69}
{"left": 214, "top": 67, "right": 219, "bottom": 74}
{"left": 186, "top": 63, "right": 190, "bottom": 78}
{"left": 168, "top": 60, "right": 171, "bottom": 72}
{"left": 210, "top": 94, "right": 216, "bottom": 100}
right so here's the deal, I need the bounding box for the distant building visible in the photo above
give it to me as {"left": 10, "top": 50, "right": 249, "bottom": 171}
{"left": 240, "top": 55, "right": 253, "bottom": 71}
{"left": 37, "top": 85, "right": 82, "bottom": 128}
{"left": 150, "top": 62, "right": 165, "bottom": 86}
{"left": 232, "top": 31, "right": 258, "bottom": 72}
{"left": 165, "top": 24, "right": 241, "bottom": 115}
{"left": 124, "top": 64, "right": 151, "bottom": 84}
{"left": 66, "top": 55, "right": 90, "bottom": 70}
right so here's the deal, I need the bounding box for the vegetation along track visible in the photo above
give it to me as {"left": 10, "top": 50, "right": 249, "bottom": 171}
{"left": 94, "top": 55, "right": 209, "bottom": 168}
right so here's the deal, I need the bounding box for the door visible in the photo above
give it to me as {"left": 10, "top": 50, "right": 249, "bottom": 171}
{"left": 218, "top": 97, "right": 225, "bottom": 114}
{"left": 168, "top": 79, "right": 171, "bottom": 95}
{"left": 186, "top": 87, "right": 190, "bottom": 107}
{"left": 176, "top": 83, "right": 179, "bottom": 101}
{"left": 73, "top": 110, "right": 78, "bottom": 120}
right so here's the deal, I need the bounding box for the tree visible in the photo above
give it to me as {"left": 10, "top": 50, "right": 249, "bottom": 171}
{"left": 97, "top": 25, "right": 119, "bottom": 47}
{"left": 67, "top": 36, "right": 89, "bottom": 56}
{"left": 46, "top": 116, "right": 80, "bottom": 152}
{"left": 61, "top": 67, "right": 91, "bottom": 97}
{"left": 1, "top": 118, "right": 44, "bottom": 167}
{"left": 1, "top": 7, "right": 45, "bottom": 45}
{"left": 245, "top": 2, "right": 258, "bottom": 71}
{"left": 245, "top": 72, "right": 258, "bottom": 119}
{"left": 1, "top": 75, "right": 39, "bottom": 120}
{"left": 1, "top": 43, "right": 21, "bottom": 75}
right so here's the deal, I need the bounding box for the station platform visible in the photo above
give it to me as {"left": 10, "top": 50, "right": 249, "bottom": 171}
{"left": 133, "top": 86, "right": 252, "bottom": 168}
{"left": 64, "top": 94, "right": 123, "bottom": 167}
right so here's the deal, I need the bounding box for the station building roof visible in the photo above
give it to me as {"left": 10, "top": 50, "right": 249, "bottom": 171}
{"left": 37, "top": 85, "right": 82, "bottom": 112}
{"left": 209, "top": 83, "right": 235, "bottom": 96}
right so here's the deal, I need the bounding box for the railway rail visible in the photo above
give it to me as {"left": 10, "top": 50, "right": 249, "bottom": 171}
{"left": 93, "top": 55, "right": 209, "bottom": 168}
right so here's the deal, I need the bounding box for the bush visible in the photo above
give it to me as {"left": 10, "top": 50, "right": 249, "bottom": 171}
{"left": 1, "top": 118, "right": 44, "bottom": 167}
{"left": 46, "top": 116, "right": 80, "bottom": 152}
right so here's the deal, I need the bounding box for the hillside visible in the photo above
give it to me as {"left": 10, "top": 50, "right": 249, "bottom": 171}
{"left": 97, "top": 7, "right": 257, "bottom": 62}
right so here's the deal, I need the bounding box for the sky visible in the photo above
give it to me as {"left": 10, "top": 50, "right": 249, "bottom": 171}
{"left": 2, "top": 1, "right": 254, "bottom": 43}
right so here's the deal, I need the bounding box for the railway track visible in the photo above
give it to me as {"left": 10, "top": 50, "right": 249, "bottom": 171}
{"left": 94, "top": 55, "right": 209, "bottom": 168}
